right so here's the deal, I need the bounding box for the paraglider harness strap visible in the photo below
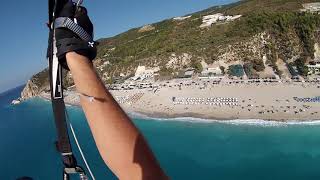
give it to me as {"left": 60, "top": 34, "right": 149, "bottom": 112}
{"left": 49, "top": 0, "right": 94, "bottom": 179}
{"left": 54, "top": 17, "right": 94, "bottom": 42}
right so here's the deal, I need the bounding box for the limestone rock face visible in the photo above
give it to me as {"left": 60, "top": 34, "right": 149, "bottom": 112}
{"left": 21, "top": 80, "right": 41, "bottom": 100}
{"left": 138, "top": 25, "right": 155, "bottom": 33}
{"left": 20, "top": 69, "right": 50, "bottom": 100}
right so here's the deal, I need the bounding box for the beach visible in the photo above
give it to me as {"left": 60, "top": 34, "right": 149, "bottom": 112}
{"left": 41, "top": 80, "right": 320, "bottom": 121}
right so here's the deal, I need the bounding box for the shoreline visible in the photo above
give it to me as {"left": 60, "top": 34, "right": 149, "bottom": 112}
{"left": 30, "top": 96, "right": 320, "bottom": 126}
{"left": 31, "top": 96, "right": 320, "bottom": 126}
{"left": 31, "top": 81, "right": 320, "bottom": 123}
{"left": 127, "top": 110, "right": 320, "bottom": 122}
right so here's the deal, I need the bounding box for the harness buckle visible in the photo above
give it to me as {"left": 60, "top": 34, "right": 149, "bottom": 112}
{"left": 63, "top": 166, "right": 88, "bottom": 180}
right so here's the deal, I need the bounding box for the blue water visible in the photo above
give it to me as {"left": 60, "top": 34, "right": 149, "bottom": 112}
{"left": 1, "top": 87, "right": 320, "bottom": 180}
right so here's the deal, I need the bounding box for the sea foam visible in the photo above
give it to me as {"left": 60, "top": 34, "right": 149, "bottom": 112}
{"left": 128, "top": 111, "right": 320, "bottom": 127}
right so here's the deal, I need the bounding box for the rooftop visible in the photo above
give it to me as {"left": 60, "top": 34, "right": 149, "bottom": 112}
{"left": 301, "top": 3, "right": 320, "bottom": 13}
{"left": 200, "top": 13, "right": 242, "bottom": 28}
{"left": 173, "top": 15, "right": 192, "bottom": 21}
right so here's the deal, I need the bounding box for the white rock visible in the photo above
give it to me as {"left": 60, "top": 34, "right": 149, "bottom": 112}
{"left": 11, "top": 99, "right": 21, "bottom": 105}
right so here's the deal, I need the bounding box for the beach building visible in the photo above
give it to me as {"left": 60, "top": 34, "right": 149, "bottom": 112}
{"left": 131, "top": 66, "right": 156, "bottom": 81}
{"left": 200, "top": 64, "right": 223, "bottom": 79}
{"left": 228, "top": 64, "right": 244, "bottom": 78}
{"left": 243, "top": 63, "right": 259, "bottom": 79}
{"left": 307, "top": 62, "right": 320, "bottom": 75}
{"left": 184, "top": 69, "right": 195, "bottom": 78}
{"left": 301, "top": 3, "right": 320, "bottom": 13}
{"left": 287, "top": 64, "right": 300, "bottom": 78}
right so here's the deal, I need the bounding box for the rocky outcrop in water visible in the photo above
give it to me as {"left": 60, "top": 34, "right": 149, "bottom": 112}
{"left": 20, "top": 69, "right": 49, "bottom": 100}
{"left": 21, "top": 80, "right": 41, "bottom": 100}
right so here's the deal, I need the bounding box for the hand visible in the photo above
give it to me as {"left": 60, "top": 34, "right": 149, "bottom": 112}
{"left": 54, "top": 1, "right": 97, "bottom": 70}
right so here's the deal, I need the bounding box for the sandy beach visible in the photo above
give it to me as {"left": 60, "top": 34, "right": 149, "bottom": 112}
{"left": 40, "top": 80, "right": 320, "bottom": 121}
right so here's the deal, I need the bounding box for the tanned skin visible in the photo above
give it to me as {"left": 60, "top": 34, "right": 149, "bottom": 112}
{"left": 66, "top": 52, "right": 168, "bottom": 180}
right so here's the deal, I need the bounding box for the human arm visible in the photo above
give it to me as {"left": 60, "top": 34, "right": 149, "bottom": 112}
{"left": 66, "top": 52, "right": 168, "bottom": 180}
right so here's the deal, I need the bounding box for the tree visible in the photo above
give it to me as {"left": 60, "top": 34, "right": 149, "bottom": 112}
{"left": 220, "top": 66, "right": 225, "bottom": 75}
{"left": 252, "top": 58, "right": 265, "bottom": 72}
{"left": 192, "top": 61, "right": 203, "bottom": 73}
{"left": 295, "top": 57, "right": 308, "bottom": 76}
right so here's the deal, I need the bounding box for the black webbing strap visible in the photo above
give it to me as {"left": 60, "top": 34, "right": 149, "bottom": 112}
{"left": 48, "top": 26, "right": 77, "bottom": 168}
{"left": 48, "top": 1, "right": 88, "bottom": 179}
{"left": 54, "top": 17, "right": 93, "bottom": 42}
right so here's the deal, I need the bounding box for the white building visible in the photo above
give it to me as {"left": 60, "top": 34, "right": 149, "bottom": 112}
{"left": 200, "top": 13, "right": 242, "bottom": 28}
{"left": 307, "top": 62, "right": 320, "bottom": 75}
{"left": 200, "top": 13, "right": 223, "bottom": 28}
{"left": 184, "top": 70, "right": 194, "bottom": 77}
{"left": 131, "top": 66, "right": 156, "bottom": 81}
{"left": 173, "top": 15, "right": 192, "bottom": 21}
{"left": 301, "top": 3, "right": 320, "bottom": 13}
{"left": 201, "top": 64, "right": 223, "bottom": 77}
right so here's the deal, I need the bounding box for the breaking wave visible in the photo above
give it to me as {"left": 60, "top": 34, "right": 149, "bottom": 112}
{"left": 128, "top": 111, "right": 320, "bottom": 127}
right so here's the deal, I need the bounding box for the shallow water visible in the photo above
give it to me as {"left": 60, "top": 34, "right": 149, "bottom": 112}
{"left": 1, "top": 87, "right": 320, "bottom": 180}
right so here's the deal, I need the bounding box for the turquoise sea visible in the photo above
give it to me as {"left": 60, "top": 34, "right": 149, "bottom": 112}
{"left": 1, "top": 86, "right": 320, "bottom": 180}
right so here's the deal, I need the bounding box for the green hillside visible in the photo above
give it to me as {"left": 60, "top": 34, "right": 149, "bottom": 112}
{"left": 23, "top": 0, "right": 320, "bottom": 97}
{"left": 96, "top": 0, "right": 320, "bottom": 79}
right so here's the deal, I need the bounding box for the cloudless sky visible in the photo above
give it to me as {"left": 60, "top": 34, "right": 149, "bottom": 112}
{"left": 0, "top": 0, "right": 237, "bottom": 93}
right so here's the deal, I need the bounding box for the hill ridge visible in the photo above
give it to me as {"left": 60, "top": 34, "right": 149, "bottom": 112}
{"left": 21, "top": 0, "right": 320, "bottom": 99}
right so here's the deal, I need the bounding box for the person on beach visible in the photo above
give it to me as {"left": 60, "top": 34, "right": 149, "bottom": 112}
{"left": 54, "top": 2, "right": 168, "bottom": 180}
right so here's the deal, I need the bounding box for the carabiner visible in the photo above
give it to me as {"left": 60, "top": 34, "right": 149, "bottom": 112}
{"left": 63, "top": 166, "right": 88, "bottom": 180}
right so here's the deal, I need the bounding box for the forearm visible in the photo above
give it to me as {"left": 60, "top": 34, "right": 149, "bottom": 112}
{"left": 66, "top": 52, "right": 167, "bottom": 180}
